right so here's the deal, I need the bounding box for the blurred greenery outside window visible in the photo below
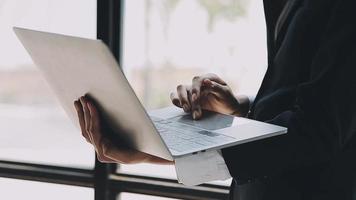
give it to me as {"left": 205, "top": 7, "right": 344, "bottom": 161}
{"left": 120, "top": 0, "right": 267, "bottom": 185}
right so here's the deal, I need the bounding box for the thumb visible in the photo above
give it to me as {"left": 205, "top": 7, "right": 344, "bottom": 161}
{"left": 204, "top": 79, "right": 229, "bottom": 94}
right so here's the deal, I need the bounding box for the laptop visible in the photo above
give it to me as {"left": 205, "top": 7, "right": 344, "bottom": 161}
{"left": 14, "top": 27, "right": 287, "bottom": 161}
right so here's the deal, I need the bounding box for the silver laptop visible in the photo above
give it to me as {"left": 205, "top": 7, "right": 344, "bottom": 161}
{"left": 14, "top": 27, "right": 287, "bottom": 161}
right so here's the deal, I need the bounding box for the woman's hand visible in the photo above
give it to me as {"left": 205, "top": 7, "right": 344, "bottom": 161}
{"left": 74, "top": 96, "right": 173, "bottom": 164}
{"left": 170, "top": 73, "right": 250, "bottom": 120}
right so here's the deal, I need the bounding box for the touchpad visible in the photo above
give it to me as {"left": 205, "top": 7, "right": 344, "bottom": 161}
{"left": 168, "top": 110, "right": 235, "bottom": 131}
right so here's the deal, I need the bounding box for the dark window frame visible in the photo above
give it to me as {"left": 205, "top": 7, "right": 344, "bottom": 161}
{"left": 0, "top": 0, "right": 230, "bottom": 199}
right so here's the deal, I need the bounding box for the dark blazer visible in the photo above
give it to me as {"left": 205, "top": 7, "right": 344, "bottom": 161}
{"left": 222, "top": 0, "right": 356, "bottom": 199}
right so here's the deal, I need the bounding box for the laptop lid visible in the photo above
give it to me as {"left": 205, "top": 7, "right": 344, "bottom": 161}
{"left": 14, "top": 27, "right": 173, "bottom": 161}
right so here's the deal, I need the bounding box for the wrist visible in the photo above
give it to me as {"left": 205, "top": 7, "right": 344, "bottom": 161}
{"left": 231, "top": 95, "right": 250, "bottom": 117}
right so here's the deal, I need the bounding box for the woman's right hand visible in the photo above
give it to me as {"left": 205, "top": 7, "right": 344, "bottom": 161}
{"left": 170, "top": 73, "right": 250, "bottom": 120}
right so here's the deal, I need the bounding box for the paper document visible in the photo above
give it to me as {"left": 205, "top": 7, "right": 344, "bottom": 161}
{"left": 174, "top": 150, "right": 231, "bottom": 186}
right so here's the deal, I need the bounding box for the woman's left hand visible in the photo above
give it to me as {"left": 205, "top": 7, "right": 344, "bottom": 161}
{"left": 74, "top": 96, "right": 173, "bottom": 164}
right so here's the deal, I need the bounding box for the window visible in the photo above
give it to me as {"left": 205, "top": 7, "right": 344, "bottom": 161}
{"left": 0, "top": 0, "right": 96, "bottom": 168}
{"left": 0, "top": 0, "right": 267, "bottom": 199}
{"left": 0, "top": 0, "right": 97, "bottom": 198}
{"left": 0, "top": 178, "right": 94, "bottom": 200}
{"left": 121, "top": 0, "right": 267, "bottom": 186}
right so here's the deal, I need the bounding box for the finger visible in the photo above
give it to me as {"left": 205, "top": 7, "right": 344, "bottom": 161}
{"left": 82, "top": 98, "right": 118, "bottom": 164}
{"left": 176, "top": 84, "right": 191, "bottom": 112}
{"left": 74, "top": 100, "right": 91, "bottom": 143}
{"left": 79, "top": 96, "right": 90, "bottom": 131}
{"left": 87, "top": 100, "right": 101, "bottom": 134}
{"left": 202, "top": 78, "right": 213, "bottom": 87}
{"left": 201, "top": 81, "right": 236, "bottom": 106}
{"left": 191, "top": 73, "right": 226, "bottom": 99}
{"left": 191, "top": 76, "right": 203, "bottom": 101}
{"left": 191, "top": 77, "right": 204, "bottom": 119}
{"left": 86, "top": 101, "right": 112, "bottom": 163}
{"left": 190, "top": 100, "right": 202, "bottom": 120}
{"left": 204, "top": 79, "right": 230, "bottom": 94}
{"left": 80, "top": 96, "right": 94, "bottom": 143}
{"left": 190, "top": 74, "right": 226, "bottom": 120}
{"left": 96, "top": 153, "right": 116, "bottom": 163}
{"left": 86, "top": 103, "right": 102, "bottom": 149}
{"left": 191, "top": 104, "right": 202, "bottom": 120}
{"left": 101, "top": 139, "right": 130, "bottom": 164}
{"left": 202, "top": 73, "right": 227, "bottom": 85}
{"left": 170, "top": 92, "right": 182, "bottom": 108}
{"left": 96, "top": 141, "right": 116, "bottom": 163}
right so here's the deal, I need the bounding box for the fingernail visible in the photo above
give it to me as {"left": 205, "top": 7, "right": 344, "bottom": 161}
{"left": 192, "top": 93, "right": 197, "bottom": 102}
{"left": 192, "top": 111, "right": 198, "bottom": 120}
{"left": 87, "top": 102, "right": 92, "bottom": 111}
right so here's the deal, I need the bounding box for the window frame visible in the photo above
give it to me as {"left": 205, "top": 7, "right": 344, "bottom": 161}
{"left": 0, "top": 0, "right": 230, "bottom": 199}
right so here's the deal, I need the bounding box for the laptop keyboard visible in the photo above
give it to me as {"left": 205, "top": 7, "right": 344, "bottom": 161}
{"left": 151, "top": 117, "right": 235, "bottom": 153}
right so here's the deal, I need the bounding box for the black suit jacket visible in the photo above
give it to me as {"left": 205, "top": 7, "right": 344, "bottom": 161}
{"left": 222, "top": 0, "right": 356, "bottom": 199}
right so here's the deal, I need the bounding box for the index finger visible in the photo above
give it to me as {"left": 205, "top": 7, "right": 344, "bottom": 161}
{"left": 191, "top": 73, "right": 226, "bottom": 101}
{"left": 74, "top": 99, "right": 91, "bottom": 143}
{"left": 191, "top": 76, "right": 205, "bottom": 119}
{"left": 203, "top": 73, "right": 227, "bottom": 85}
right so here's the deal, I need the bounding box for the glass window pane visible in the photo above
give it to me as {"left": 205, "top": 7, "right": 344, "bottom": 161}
{"left": 0, "top": 178, "right": 93, "bottom": 200}
{"left": 119, "top": 193, "right": 180, "bottom": 200}
{"left": 121, "top": 0, "right": 266, "bottom": 185}
{"left": 0, "top": 0, "right": 96, "bottom": 168}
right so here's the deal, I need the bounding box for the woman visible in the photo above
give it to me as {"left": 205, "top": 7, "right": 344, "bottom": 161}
{"left": 74, "top": 0, "right": 356, "bottom": 199}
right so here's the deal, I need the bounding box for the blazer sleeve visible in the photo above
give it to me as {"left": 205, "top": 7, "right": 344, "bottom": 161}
{"left": 222, "top": 0, "right": 356, "bottom": 181}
